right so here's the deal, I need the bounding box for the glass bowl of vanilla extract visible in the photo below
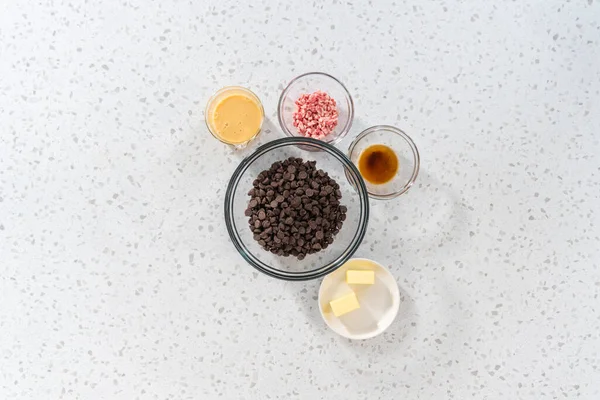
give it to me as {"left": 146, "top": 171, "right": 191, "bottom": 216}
{"left": 347, "top": 125, "right": 420, "bottom": 200}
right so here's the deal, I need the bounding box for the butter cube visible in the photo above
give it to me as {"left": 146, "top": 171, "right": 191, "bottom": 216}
{"left": 346, "top": 270, "right": 375, "bottom": 285}
{"left": 329, "top": 291, "right": 360, "bottom": 317}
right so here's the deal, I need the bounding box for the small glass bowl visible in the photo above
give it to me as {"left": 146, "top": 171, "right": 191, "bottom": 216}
{"left": 347, "top": 125, "right": 420, "bottom": 200}
{"left": 224, "top": 137, "right": 370, "bottom": 281}
{"left": 205, "top": 86, "right": 264, "bottom": 147}
{"left": 277, "top": 72, "right": 354, "bottom": 146}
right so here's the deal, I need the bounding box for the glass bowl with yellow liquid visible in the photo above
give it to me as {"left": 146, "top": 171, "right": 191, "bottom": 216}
{"left": 205, "top": 86, "right": 264, "bottom": 146}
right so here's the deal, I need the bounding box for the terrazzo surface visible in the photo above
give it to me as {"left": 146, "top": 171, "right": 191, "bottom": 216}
{"left": 1, "top": 0, "right": 600, "bottom": 399}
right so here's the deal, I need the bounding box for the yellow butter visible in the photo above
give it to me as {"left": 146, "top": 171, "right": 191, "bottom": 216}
{"left": 329, "top": 291, "right": 360, "bottom": 317}
{"left": 346, "top": 270, "right": 375, "bottom": 285}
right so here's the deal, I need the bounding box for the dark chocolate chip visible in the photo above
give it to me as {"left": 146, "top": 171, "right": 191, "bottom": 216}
{"left": 245, "top": 157, "right": 347, "bottom": 260}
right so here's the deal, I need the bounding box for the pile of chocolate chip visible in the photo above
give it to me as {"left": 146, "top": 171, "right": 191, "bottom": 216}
{"left": 245, "top": 157, "right": 347, "bottom": 259}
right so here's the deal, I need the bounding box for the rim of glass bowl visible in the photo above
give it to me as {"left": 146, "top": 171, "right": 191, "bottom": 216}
{"left": 277, "top": 72, "right": 355, "bottom": 147}
{"left": 347, "top": 125, "right": 420, "bottom": 200}
{"left": 224, "top": 137, "right": 370, "bottom": 281}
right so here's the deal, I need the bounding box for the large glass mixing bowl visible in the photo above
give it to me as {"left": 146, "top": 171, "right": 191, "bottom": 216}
{"left": 224, "top": 137, "right": 369, "bottom": 280}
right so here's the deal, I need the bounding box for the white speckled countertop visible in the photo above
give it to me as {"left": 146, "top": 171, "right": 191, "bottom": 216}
{"left": 1, "top": 0, "right": 599, "bottom": 399}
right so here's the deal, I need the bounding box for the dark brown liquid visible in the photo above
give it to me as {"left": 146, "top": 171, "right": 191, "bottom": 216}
{"left": 358, "top": 144, "right": 399, "bottom": 184}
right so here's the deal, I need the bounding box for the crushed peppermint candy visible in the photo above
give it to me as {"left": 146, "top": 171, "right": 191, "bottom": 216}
{"left": 292, "top": 91, "right": 339, "bottom": 139}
